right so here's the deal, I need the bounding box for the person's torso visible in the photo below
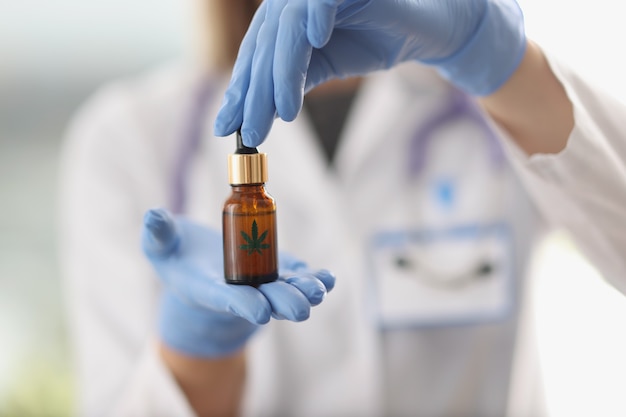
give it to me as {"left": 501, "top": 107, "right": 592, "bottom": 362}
{"left": 158, "top": 64, "right": 543, "bottom": 417}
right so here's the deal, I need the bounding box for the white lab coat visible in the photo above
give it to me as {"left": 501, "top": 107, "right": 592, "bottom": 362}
{"left": 59, "top": 52, "right": 626, "bottom": 417}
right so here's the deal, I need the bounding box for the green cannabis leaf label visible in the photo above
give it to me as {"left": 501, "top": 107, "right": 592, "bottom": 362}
{"left": 240, "top": 220, "right": 270, "bottom": 255}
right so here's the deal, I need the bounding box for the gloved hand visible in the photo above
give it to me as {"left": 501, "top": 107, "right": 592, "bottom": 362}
{"left": 214, "top": 0, "right": 526, "bottom": 147}
{"left": 142, "top": 208, "right": 335, "bottom": 357}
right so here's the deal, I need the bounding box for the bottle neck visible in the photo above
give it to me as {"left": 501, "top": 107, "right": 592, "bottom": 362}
{"left": 230, "top": 183, "right": 266, "bottom": 193}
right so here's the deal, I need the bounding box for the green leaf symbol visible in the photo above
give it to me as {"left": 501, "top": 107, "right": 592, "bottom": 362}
{"left": 239, "top": 220, "right": 270, "bottom": 255}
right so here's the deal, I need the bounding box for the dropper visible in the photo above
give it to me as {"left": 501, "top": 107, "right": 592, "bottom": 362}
{"left": 236, "top": 130, "right": 258, "bottom": 154}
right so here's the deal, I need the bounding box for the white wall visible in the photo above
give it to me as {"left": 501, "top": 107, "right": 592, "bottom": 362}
{"left": 0, "top": 0, "right": 189, "bottom": 82}
{"left": 0, "top": 1, "right": 189, "bottom": 413}
{"left": 520, "top": 0, "right": 626, "bottom": 102}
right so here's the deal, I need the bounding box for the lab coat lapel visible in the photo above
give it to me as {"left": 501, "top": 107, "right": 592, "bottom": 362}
{"left": 263, "top": 117, "right": 333, "bottom": 217}
{"left": 333, "top": 72, "right": 406, "bottom": 187}
{"left": 262, "top": 116, "right": 384, "bottom": 417}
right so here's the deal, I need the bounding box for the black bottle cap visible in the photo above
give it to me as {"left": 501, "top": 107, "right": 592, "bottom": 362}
{"left": 235, "top": 130, "right": 258, "bottom": 154}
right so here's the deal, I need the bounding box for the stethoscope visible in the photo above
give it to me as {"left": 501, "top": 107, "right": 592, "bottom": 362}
{"left": 386, "top": 230, "right": 502, "bottom": 291}
{"left": 171, "top": 78, "right": 506, "bottom": 289}
{"left": 408, "top": 87, "right": 504, "bottom": 177}
{"left": 401, "top": 87, "right": 508, "bottom": 289}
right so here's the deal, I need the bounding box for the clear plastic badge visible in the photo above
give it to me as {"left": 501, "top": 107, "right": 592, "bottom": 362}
{"left": 368, "top": 222, "right": 514, "bottom": 329}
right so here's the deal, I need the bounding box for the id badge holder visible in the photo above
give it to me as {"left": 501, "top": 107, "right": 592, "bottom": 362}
{"left": 367, "top": 222, "right": 515, "bottom": 329}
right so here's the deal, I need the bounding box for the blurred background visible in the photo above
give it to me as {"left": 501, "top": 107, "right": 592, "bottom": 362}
{"left": 0, "top": 0, "right": 188, "bottom": 415}
{"left": 0, "top": 1, "right": 624, "bottom": 416}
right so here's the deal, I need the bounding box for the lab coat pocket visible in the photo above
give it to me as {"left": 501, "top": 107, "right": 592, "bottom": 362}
{"left": 367, "top": 222, "right": 515, "bottom": 329}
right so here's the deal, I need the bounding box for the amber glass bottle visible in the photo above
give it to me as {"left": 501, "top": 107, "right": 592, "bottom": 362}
{"left": 222, "top": 133, "right": 278, "bottom": 286}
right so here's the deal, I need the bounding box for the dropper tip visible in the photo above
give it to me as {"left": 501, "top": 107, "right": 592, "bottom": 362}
{"left": 236, "top": 130, "right": 258, "bottom": 154}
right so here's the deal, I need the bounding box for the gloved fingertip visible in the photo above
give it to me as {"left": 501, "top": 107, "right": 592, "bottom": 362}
{"left": 213, "top": 104, "right": 241, "bottom": 136}
{"left": 214, "top": 112, "right": 241, "bottom": 138}
{"left": 255, "top": 308, "right": 272, "bottom": 325}
{"left": 241, "top": 128, "right": 262, "bottom": 148}
{"left": 143, "top": 208, "right": 179, "bottom": 256}
{"left": 276, "top": 98, "right": 301, "bottom": 123}
{"left": 278, "top": 295, "right": 311, "bottom": 322}
{"left": 308, "top": 28, "right": 330, "bottom": 50}
{"left": 315, "top": 269, "right": 336, "bottom": 292}
{"left": 307, "top": 1, "right": 337, "bottom": 48}
{"left": 274, "top": 82, "right": 302, "bottom": 122}
{"left": 258, "top": 282, "right": 312, "bottom": 322}
{"left": 213, "top": 117, "right": 229, "bottom": 137}
{"left": 285, "top": 275, "right": 327, "bottom": 306}
{"left": 215, "top": 91, "right": 245, "bottom": 137}
{"left": 144, "top": 208, "right": 174, "bottom": 239}
{"left": 293, "top": 306, "right": 311, "bottom": 322}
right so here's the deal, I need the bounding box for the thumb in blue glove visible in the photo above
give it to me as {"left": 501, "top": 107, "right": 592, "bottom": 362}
{"left": 142, "top": 208, "right": 335, "bottom": 357}
{"left": 214, "top": 0, "right": 526, "bottom": 147}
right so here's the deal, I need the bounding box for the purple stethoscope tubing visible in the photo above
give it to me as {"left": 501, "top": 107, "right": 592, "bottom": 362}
{"left": 170, "top": 77, "right": 217, "bottom": 214}
{"left": 170, "top": 81, "right": 503, "bottom": 212}
{"left": 408, "top": 88, "right": 504, "bottom": 177}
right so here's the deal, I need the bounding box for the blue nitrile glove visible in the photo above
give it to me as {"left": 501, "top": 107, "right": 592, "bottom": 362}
{"left": 214, "top": 0, "right": 526, "bottom": 147}
{"left": 142, "top": 208, "right": 335, "bottom": 357}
